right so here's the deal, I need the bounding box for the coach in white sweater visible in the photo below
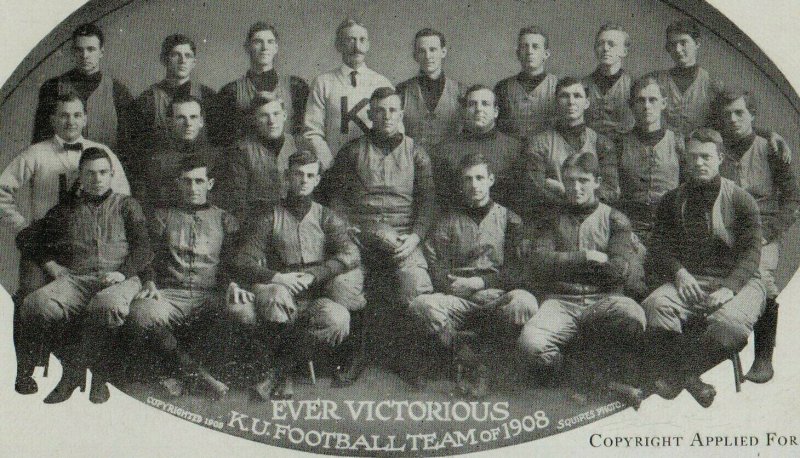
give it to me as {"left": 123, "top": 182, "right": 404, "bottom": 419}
{"left": 303, "top": 18, "right": 394, "bottom": 169}
{"left": 1, "top": 93, "right": 130, "bottom": 232}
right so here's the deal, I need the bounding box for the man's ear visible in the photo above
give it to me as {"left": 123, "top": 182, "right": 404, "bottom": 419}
{"left": 208, "top": 177, "right": 215, "bottom": 190}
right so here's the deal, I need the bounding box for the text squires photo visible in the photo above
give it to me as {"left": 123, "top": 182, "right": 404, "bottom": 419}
{"left": 0, "top": 0, "right": 797, "bottom": 455}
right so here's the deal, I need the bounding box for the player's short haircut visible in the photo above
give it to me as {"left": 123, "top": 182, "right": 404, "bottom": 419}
{"left": 666, "top": 19, "right": 701, "bottom": 41}
{"left": 414, "top": 28, "right": 446, "bottom": 49}
{"left": 562, "top": 151, "right": 600, "bottom": 177}
{"left": 160, "top": 33, "right": 197, "bottom": 62}
{"left": 248, "top": 94, "right": 286, "bottom": 115}
{"left": 335, "top": 17, "right": 367, "bottom": 47}
{"left": 288, "top": 149, "right": 321, "bottom": 170}
{"left": 54, "top": 91, "right": 86, "bottom": 112}
{"left": 168, "top": 94, "right": 205, "bottom": 118}
{"left": 461, "top": 84, "right": 497, "bottom": 107}
{"left": 713, "top": 88, "right": 758, "bottom": 118}
{"left": 72, "top": 23, "right": 105, "bottom": 47}
{"left": 517, "top": 26, "right": 549, "bottom": 49}
{"left": 688, "top": 127, "right": 724, "bottom": 154}
{"left": 596, "top": 22, "right": 630, "bottom": 48}
{"left": 629, "top": 75, "right": 667, "bottom": 102}
{"left": 459, "top": 152, "right": 494, "bottom": 175}
{"left": 177, "top": 154, "right": 212, "bottom": 177}
{"left": 78, "top": 147, "right": 113, "bottom": 170}
{"left": 246, "top": 22, "right": 278, "bottom": 44}
{"left": 370, "top": 87, "right": 399, "bottom": 104}
{"left": 555, "top": 76, "right": 587, "bottom": 96}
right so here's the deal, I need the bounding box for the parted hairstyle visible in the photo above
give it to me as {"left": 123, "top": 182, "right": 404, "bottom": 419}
{"left": 414, "top": 28, "right": 446, "bottom": 49}
{"left": 688, "top": 127, "right": 724, "bottom": 153}
{"left": 168, "top": 94, "right": 205, "bottom": 118}
{"left": 248, "top": 94, "right": 286, "bottom": 115}
{"left": 160, "top": 33, "right": 197, "bottom": 63}
{"left": 629, "top": 75, "right": 667, "bottom": 103}
{"left": 555, "top": 76, "right": 587, "bottom": 96}
{"left": 246, "top": 22, "right": 279, "bottom": 44}
{"left": 459, "top": 152, "right": 494, "bottom": 175}
{"left": 54, "top": 91, "right": 86, "bottom": 112}
{"left": 595, "top": 22, "right": 630, "bottom": 48}
{"left": 335, "top": 17, "right": 367, "bottom": 47}
{"left": 562, "top": 151, "right": 600, "bottom": 177}
{"left": 461, "top": 84, "right": 497, "bottom": 107}
{"left": 78, "top": 147, "right": 113, "bottom": 171}
{"left": 666, "top": 19, "right": 701, "bottom": 41}
{"left": 712, "top": 88, "right": 757, "bottom": 119}
{"left": 288, "top": 149, "right": 321, "bottom": 170}
{"left": 177, "top": 153, "right": 212, "bottom": 177}
{"left": 518, "top": 26, "right": 549, "bottom": 49}
{"left": 72, "top": 23, "right": 104, "bottom": 47}
{"left": 370, "top": 87, "right": 399, "bottom": 104}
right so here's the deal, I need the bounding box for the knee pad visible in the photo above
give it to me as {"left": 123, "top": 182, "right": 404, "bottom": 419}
{"left": 128, "top": 299, "right": 170, "bottom": 331}
{"left": 310, "top": 300, "right": 351, "bottom": 346}
{"left": 498, "top": 289, "right": 538, "bottom": 325}
{"left": 409, "top": 295, "right": 438, "bottom": 320}
{"left": 89, "top": 290, "right": 132, "bottom": 328}
{"left": 517, "top": 327, "right": 558, "bottom": 363}
{"left": 226, "top": 300, "right": 258, "bottom": 327}
{"left": 325, "top": 269, "right": 366, "bottom": 311}
{"left": 20, "top": 291, "right": 64, "bottom": 324}
{"left": 254, "top": 284, "right": 295, "bottom": 323}
{"left": 705, "top": 320, "right": 750, "bottom": 354}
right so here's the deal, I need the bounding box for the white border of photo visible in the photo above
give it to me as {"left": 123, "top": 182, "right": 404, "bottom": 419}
{"left": 1, "top": 1, "right": 799, "bottom": 456}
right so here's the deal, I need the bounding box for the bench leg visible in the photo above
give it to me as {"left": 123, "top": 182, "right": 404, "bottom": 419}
{"left": 731, "top": 353, "right": 743, "bottom": 392}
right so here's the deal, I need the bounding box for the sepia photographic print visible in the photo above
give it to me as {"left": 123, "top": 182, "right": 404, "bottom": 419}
{"left": 1, "top": 0, "right": 800, "bottom": 456}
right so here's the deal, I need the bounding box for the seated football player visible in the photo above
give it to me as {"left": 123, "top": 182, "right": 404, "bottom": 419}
{"left": 2, "top": 92, "right": 130, "bottom": 395}
{"left": 615, "top": 75, "right": 687, "bottom": 299}
{"left": 17, "top": 148, "right": 152, "bottom": 404}
{"left": 126, "top": 155, "right": 238, "bottom": 398}
{"left": 319, "top": 87, "right": 435, "bottom": 309}
{"left": 410, "top": 152, "right": 537, "bottom": 397}
{"left": 522, "top": 77, "right": 619, "bottom": 220}
{"left": 518, "top": 152, "right": 645, "bottom": 396}
{"left": 713, "top": 89, "right": 800, "bottom": 384}
{"left": 583, "top": 23, "right": 635, "bottom": 137}
{"left": 642, "top": 128, "right": 766, "bottom": 408}
{"left": 229, "top": 150, "right": 366, "bottom": 399}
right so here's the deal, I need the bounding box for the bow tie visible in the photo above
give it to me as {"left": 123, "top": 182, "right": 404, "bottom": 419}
{"left": 63, "top": 142, "right": 83, "bottom": 151}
